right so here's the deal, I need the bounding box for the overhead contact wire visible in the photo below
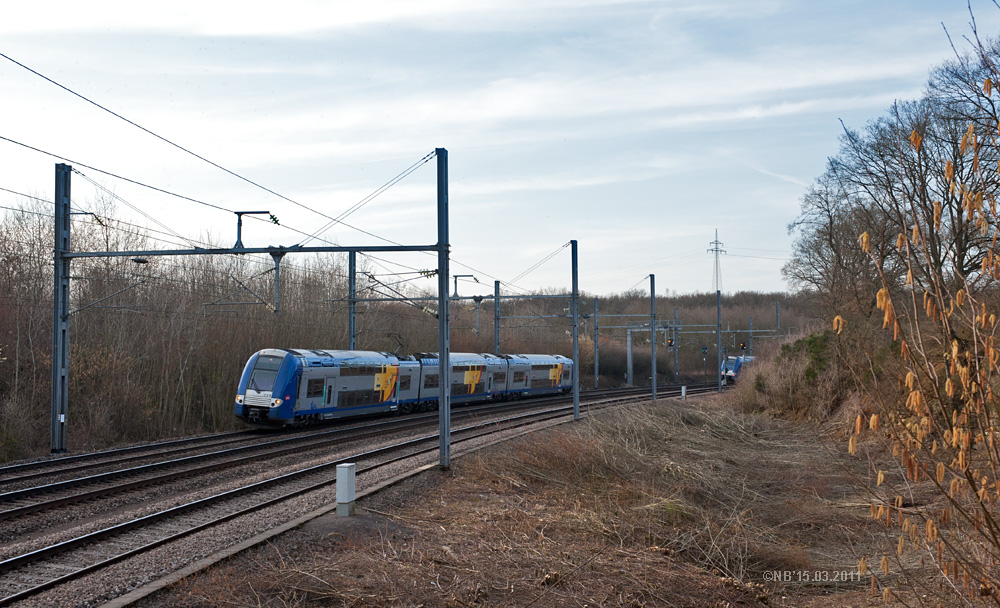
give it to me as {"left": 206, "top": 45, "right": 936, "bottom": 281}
{"left": 0, "top": 53, "right": 434, "bottom": 247}
{"left": 0, "top": 51, "right": 339, "bottom": 223}
{"left": 298, "top": 151, "right": 436, "bottom": 246}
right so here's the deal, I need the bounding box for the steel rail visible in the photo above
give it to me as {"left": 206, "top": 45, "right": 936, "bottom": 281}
{"left": 0, "top": 430, "right": 256, "bottom": 478}
{"left": 0, "top": 388, "right": 639, "bottom": 519}
{"left": 0, "top": 397, "right": 620, "bottom": 605}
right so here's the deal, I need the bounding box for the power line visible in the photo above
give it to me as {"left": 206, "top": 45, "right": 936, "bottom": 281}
{"left": 0, "top": 198, "right": 352, "bottom": 283}
{"left": 0, "top": 134, "right": 233, "bottom": 212}
{"left": 507, "top": 241, "right": 570, "bottom": 286}
{"left": 298, "top": 151, "right": 436, "bottom": 246}
{"left": 0, "top": 52, "right": 440, "bottom": 250}
{"left": 624, "top": 274, "right": 651, "bottom": 293}
{"left": 1, "top": 135, "right": 507, "bottom": 301}
{"left": 1, "top": 195, "right": 434, "bottom": 292}
{"left": 74, "top": 170, "right": 200, "bottom": 249}
{"left": 727, "top": 253, "right": 789, "bottom": 261}
{"left": 0, "top": 56, "right": 494, "bottom": 296}
{"left": 0, "top": 134, "right": 421, "bottom": 249}
{"left": 0, "top": 51, "right": 341, "bottom": 225}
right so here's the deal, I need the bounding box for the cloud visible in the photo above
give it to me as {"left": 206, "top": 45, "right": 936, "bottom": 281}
{"left": 0, "top": 0, "right": 788, "bottom": 36}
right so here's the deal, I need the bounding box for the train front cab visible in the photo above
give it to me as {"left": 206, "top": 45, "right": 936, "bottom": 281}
{"left": 236, "top": 349, "right": 299, "bottom": 425}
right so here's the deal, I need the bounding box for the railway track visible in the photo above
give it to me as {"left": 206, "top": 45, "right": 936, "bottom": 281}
{"left": 0, "top": 385, "right": 677, "bottom": 497}
{"left": 0, "top": 384, "right": 710, "bottom": 607}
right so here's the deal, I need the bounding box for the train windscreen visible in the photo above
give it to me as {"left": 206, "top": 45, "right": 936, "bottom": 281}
{"left": 249, "top": 354, "right": 283, "bottom": 392}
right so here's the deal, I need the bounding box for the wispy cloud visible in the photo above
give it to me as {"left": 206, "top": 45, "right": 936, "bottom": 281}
{"left": 2, "top": 0, "right": 998, "bottom": 294}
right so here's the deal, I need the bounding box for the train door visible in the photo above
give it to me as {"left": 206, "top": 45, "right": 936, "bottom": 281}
{"left": 324, "top": 377, "right": 337, "bottom": 409}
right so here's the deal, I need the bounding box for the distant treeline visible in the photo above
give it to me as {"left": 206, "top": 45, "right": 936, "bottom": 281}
{"left": 0, "top": 197, "right": 809, "bottom": 461}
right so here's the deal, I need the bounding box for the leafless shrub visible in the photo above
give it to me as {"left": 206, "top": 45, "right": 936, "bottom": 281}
{"left": 799, "top": 9, "right": 1000, "bottom": 605}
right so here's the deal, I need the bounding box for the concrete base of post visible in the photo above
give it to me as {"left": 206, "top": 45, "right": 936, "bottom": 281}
{"left": 336, "top": 463, "right": 356, "bottom": 517}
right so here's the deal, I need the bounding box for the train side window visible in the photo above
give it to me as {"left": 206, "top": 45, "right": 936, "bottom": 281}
{"left": 306, "top": 378, "right": 324, "bottom": 398}
{"left": 425, "top": 374, "right": 439, "bottom": 389}
{"left": 399, "top": 375, "right": 411, "bottom": 391}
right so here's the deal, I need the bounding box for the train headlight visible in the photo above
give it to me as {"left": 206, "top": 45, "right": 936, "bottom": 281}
{"left": 236, "top": 395, "right": 244, "bottom": 404}
{"left": 271, "top": 398, "right": 283, "bottom": 407}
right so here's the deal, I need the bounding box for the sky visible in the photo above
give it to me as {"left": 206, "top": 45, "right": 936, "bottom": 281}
{"left": 2, "top": 0, "right": 999, "bottom": 299}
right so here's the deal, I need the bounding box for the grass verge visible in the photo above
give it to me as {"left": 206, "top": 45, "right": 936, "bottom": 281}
{"left": 142, "top": 396, "right": 893, "bottom": 607}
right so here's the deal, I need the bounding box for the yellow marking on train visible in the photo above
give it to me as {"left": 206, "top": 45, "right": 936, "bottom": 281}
{"left": 463, "top": 367, "right": 483, "bottom": 393}
{"left": 375, "top": 365, "right": 399, "bottom": 402}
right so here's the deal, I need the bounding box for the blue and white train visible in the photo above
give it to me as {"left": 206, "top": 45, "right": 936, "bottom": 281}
{"left": 235, "top": 348, "right": 575, "bottom": 427}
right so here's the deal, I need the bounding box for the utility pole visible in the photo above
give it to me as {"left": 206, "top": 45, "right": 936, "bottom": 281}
{"left": 709, "top": 231, "right": 726, "bottom": 393}
{"left": 716, "top": 290, "right": 722, "bottom": 392}
{"left": 593, "top": 298, "right": 599, "bottom": 389}
{"left": 571, "top": 240, "right": 580, "bottom": 420}
{"left": 452, "top": 274, "right": 473, "bottom": 298}
{"left": 472, "top": 296, "right": 483, "bottom": 335}
{"left": 702, "top": 346, "right": 708, "bottom": 384}
{"left": 436, "top": 149, "right": 451, "bottom": 468}
{"left": 673, "top": 307, "right": 679, "bottom": 383}
{"left": 51, "top": 164, "right": 71, "bottom": 453}
{"left": 650, "top": 274, "right": 656, "bottom": 402}
{"left": 49, "top": 149, "right": 452, "bottom": 455}
{"left": 494, "top": 280, "right": 501, "bottom": 354}
{"left": 708, "top": 229, "right": 726, "bottom": 293}
{"left": 626, "top": 329, "right": 633, "bottom": 386}
{"left": 348, "top": 251, "right": 357, "bottom": 350}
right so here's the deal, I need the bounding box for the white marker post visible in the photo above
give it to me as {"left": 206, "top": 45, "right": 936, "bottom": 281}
{"left": 336, "top": 463, "right": 356, "bottom": 517}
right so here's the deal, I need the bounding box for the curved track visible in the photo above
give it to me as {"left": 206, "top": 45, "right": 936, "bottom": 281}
{"left": 0, "top": 384, "right": 713, "bottom": 606}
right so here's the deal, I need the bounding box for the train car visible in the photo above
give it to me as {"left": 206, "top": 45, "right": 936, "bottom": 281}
{"left": 502, "top": 355, "right": 531, "bottom": 398}
{"left": 235, "top": 349, "right": 400, "bottom": 426}
{"left": 480, "top": 353, "right": 508, "bottom": 400}
{"left": 514, "top": 354, "right": 574, "bottom": 396}
{"left": 413, "top": 352, "right": 499, "bottom": 408}
{"left": 395, "top": 356, "right": 423, "bottom": 413}
{"left": 237, "top": 348, "right": 576, "bottom": 428}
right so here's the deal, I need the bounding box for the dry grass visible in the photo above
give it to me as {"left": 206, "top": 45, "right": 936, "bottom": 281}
{"left": 142, "top": 395, "right": 899, "bottom": 608}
